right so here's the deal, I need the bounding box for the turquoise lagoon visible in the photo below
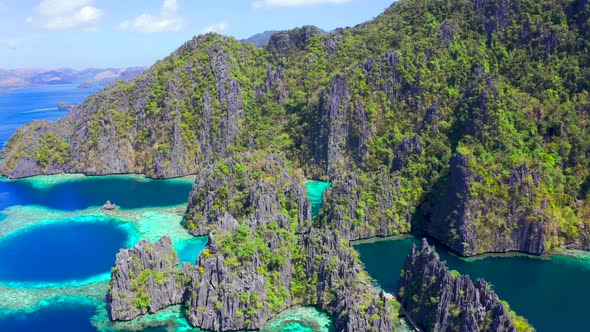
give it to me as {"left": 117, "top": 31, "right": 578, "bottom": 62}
{"left": 0, "top": 176, "right": 333, "bottom": 331}
{"left": 305, "top": 180, "right": 331, "bottom": 218}
{"left": 0, "top": 174, "right": 205, "bottom": 331}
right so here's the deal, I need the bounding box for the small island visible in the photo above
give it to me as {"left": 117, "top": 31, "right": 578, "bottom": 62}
{"left": 101, "top": 200, "right": 118, "bottom": 211}
{"left": 57, "top": 102, "right": 75, "bottom": 109}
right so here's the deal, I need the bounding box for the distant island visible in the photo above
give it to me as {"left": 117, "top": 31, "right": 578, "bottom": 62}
{"left": 57, "top": 102, "right": 74, "bottom": 109}
{"left": 0, "top": 67, "right": 147, "bottom": 89}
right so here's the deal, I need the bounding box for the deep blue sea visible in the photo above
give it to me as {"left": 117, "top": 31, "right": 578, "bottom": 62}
{"left": 0, "top": 84, "right": 101, "bottom": 150}
{"left": 0, "top": 177, "right": 195, "bottom": 211}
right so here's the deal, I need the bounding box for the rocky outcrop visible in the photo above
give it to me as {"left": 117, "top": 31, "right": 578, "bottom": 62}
{"left": 419, "top": 154, "right": 547, "bottom": 256}
{"left": 310, "top": 76, "right": 374, "bottom": 177}
{"left": 0, "top": 33, "right": 248, "bottom": 179}
{"left": 391, "top": 135, "right": 422, "bottom": 172}
{"left": 397, "top": 239, "right": 524, "bottom": 332}
{"left": 183, "top": 152, "right": 311, "bottom": 236}
{"left": 301, "top": 227, "right": 395, "bottom": 331}
{"left": 318, "top": 170, "right": 410, "bottom": 241}
{"left": 182, "top": 152, "right": 309, "bottom": 330}
{"left": 255, "top": 65, "right": 288, "bottom": 102}
{"left": 181, "top": 152, "right": 392, "bottom": 331}
{"left": 107, "top": 237, "right": 187, "bottom": 321}
{"left": 267, "top": 26, "right": 323, "bottom": 60}
{"left": 101, "top": 200, "right": 118, "bottom": 211}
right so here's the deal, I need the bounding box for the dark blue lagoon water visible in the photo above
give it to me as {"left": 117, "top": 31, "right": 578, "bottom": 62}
{"left": 0, "top": 84, "right": 101, "bottom": 149}
{"left": 0, "top": 302, "right": 97, "bottom": 332}
{"left": 355, "top": 237, "right": 590, "bottom": 332}
{"left": 0, "top": 176, "right": 194, "bottom": 211}
{"left": 0, "top": 218, "right": 128, "bottom": 282}
{"left": 0, "top": 84, "right": 204, "bottom": 330}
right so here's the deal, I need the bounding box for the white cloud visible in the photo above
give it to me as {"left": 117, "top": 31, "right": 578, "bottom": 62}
{"left": 200, "top": 21, "right": 230, "bottom": 34}
{"left": 252, "top": 0, "right": 351, "bottom": 9}
{"left": 162, "top": 0, "right": 178, "bottom": 13}
{"left": 27, "top": 0, "right": 103, "bottom": 30}
{"left": 120, "top": 0, "right": 183, "bottom": 33}
{"left": 6, "top": 40, "right": 18, "bottom": 50}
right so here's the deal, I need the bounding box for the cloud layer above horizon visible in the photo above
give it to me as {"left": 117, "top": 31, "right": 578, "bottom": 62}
{"left": 26, "top": 0, "right": 102, "bottom": 30}
{"left": 2, "top": 0, "right": 393, "bottom": 68}
{"left": 119, "top": 0, "right": 183, "bottom": 33}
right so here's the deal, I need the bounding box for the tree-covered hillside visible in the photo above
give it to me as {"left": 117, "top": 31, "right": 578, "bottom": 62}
{"left": 2, "top": 0, "right": 590, "bottom": 256}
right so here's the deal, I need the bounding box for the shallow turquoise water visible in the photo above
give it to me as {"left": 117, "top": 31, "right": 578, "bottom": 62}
{"left": 0, "top": 84, "right": 205, "bottom": 331}
{"left": 305, "top": 181, "right": 331, "bottom": 218}
{"left": 261, "top": 306, "right": 333, "bottom": 332}
{"left": 355, "top": 236, "right": 590, "bottom": 331}
{"left": 176, "top": 237, "right": 208, "bottom": 265}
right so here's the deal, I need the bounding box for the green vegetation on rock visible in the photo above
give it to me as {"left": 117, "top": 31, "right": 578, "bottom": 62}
{"left": 4, "top": 0, "right": 589, "bottom": 256}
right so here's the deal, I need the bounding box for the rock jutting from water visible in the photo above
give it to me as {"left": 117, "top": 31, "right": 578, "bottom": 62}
{"left": 101, "top": 200, "right": 118, "bottom": 211}
{"left": 107, "top": 236, "right": 187, "bottom": 321}
{"left": 108, "top": 151, "right": 393, "bottom": 331}
{"left": 182, "top": 151, "right": 392, "bottom": 331}
{"left": 397, "top": 238, "right": 533, "bottom": 332}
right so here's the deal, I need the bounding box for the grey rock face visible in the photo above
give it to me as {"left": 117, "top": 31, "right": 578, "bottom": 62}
{"left": 182, "top": 152, "right": 392, "bottom": 331}
{"left": 1, "top": 34, "right": 245, "bottom": 179}
{"left": 310, "top": 76, "right": 373, "bottom": 177}
{"left": 107, "top": 236, "right": 187, "bottom": 321}
{"left": 397, "top": 239, "right": 519, "bottom": 332}
{"left": 391, "top": 135, "right": 422, "bottom": 172}
{"left": 318, "top": 170, "right": 408, "bottom": 241}
{"left": 184, "top": 236, "right": 273, "bottom": 331}
{"left": 267, "top": 26, "right": 323, "bottom": 59}
{"left": 183, "top": 153, "right": 311, "bottom": 236}
{"left": 422, "top": 154, "right": 547, "bottom": 256}
{"left": 0, "top": 121, "right": 69, "bottom": 178}
{"left": 301, "top": 227, "right": 394, "bottom": 332}
{"left": 182, "top": 152, "right": 308, "bottom": 330}
{"left": 255, "top": 65, "right": 288, "bottom": 102}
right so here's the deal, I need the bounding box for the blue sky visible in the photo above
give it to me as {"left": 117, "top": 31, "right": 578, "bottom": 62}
{"left": 0, "top": 0, "right": 395, "bottom": 69}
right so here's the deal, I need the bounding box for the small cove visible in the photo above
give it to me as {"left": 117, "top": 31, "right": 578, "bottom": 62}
{"left": 354, "top": 236, "right": 590, "bottom": 331}
{"left": 305, "top": 180, "right": 331, "bottom": 218}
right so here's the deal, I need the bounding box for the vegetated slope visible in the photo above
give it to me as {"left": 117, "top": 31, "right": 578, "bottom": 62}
{"left": 3, "top": 0, "right": 590, "bottom": 256}
{"left": 108, "top": 151, "right": 394, "bottom": 331}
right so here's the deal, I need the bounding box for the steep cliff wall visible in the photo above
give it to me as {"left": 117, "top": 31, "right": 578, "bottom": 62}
{"left": 397, "top": 239, "right": 533, "bottom": 332}
{"left": 108, "top": 237, "right": 187, "bottom": 321}
{"left": 181, "top": 152, "right": 393, "bottom": 331}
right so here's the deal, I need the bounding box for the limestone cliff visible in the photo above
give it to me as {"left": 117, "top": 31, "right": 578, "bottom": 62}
{"left": 0, "top": 33, "right": 248, "bottom": 179}
{"left": 417, "top": 154, "right": 547, "bottom": 256}
{"left": 181, "top": 152, "right": 393, "bottom": 331}
{"left": 107, "top": 237, "right": 187, "bottom": 321}
{"left": 397, "top": 239, "right": 533, "bottom": 332}
{"left": 4, "top": 0, "right": 590, "bottom": 258}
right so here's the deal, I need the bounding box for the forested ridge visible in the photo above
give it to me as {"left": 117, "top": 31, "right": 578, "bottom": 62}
{"left": 2, "top": 0, "right": 590, "bottom": 256}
